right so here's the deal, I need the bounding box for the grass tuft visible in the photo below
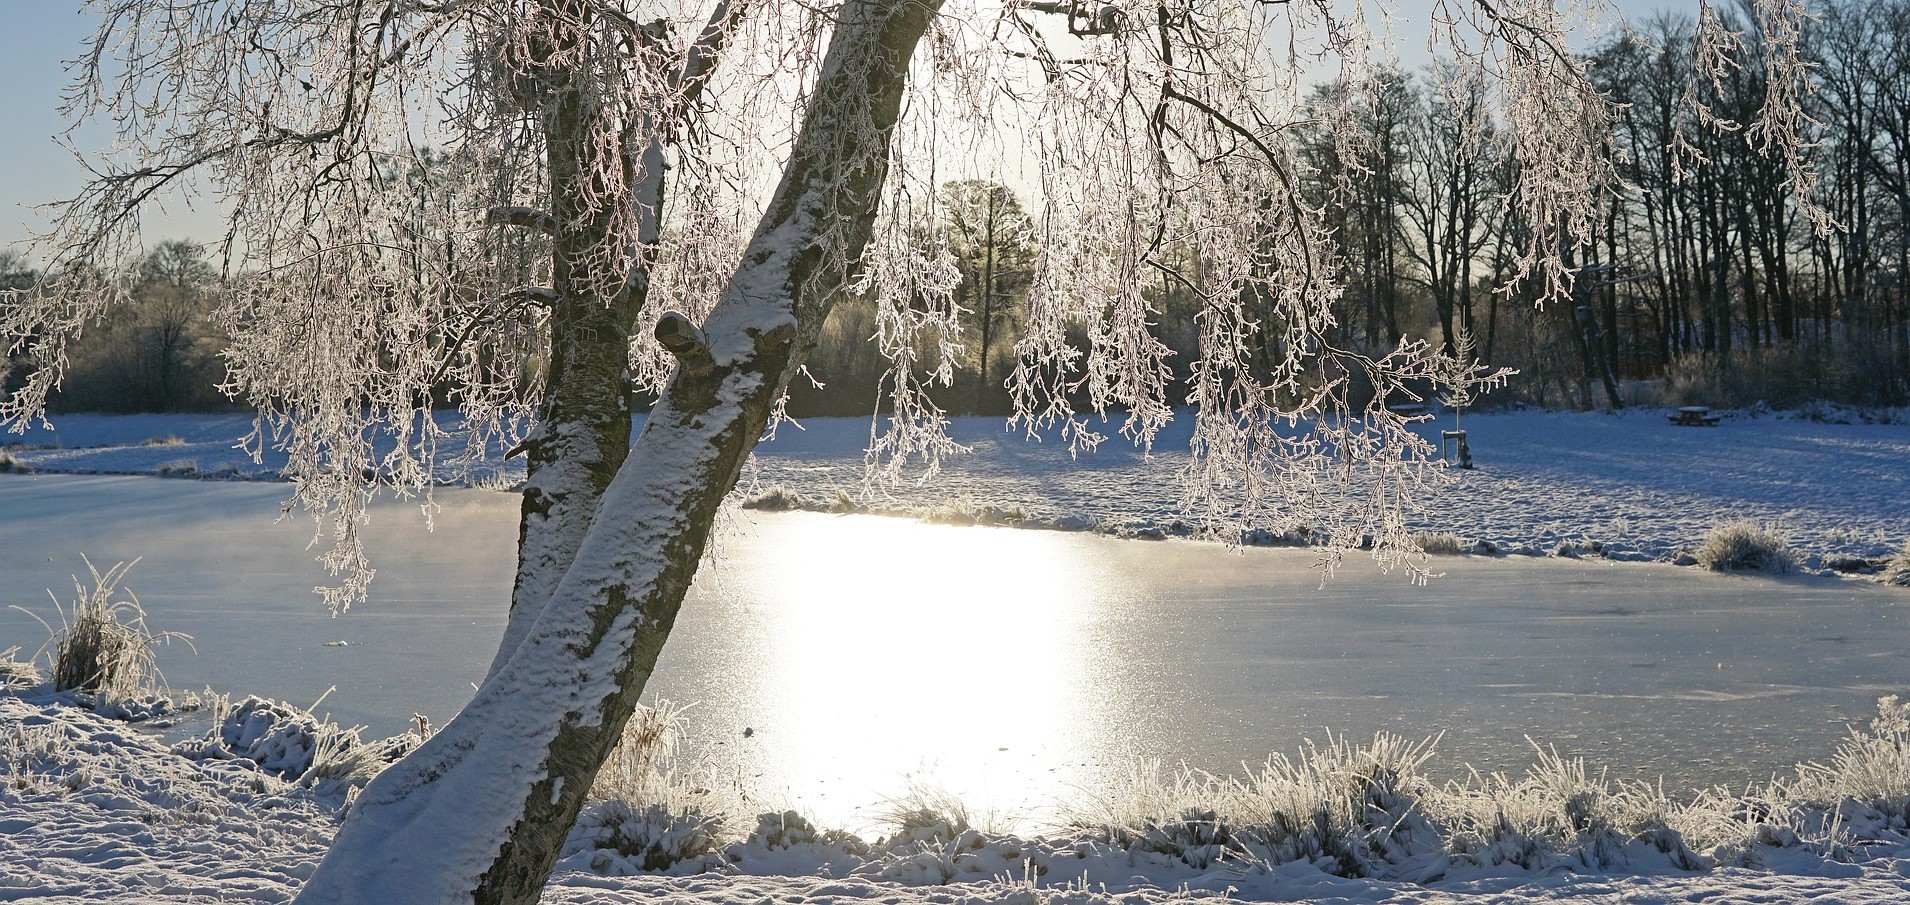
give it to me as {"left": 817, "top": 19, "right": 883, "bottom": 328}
{"left": 740, "top": 486, "right": 804, "bottom": 511}
{"left": 1412, "top": 532, "right": 1466, "bottom": 556}
{"left": 0, "top": 646, "right": 44, "bottom": 689}
{"left": 1693, "top": 520, "right": 1795, "bottom": 574}
{"left": 0, "top": 450, "right": 30, "bottom": 474}
{"left": 154, "top": 459, "right": 200, "bottom": 477}
{"left": 1882, "top": 542, "right": 1910, "bottom": 588}
{"left": 876, "top": 781, "right": 977, "bottom": 842}
{"left": 564, "top": 700, "right": 768, "bottom": 872}
{"left": 12, "top": 558, "right": 191, "bottom": 701}
{"left": 1784, "top": 694, "right": 1910, "bottom": 804}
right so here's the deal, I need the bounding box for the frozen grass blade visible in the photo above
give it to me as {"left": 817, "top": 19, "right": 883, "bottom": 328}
{"left": 1694, "top": 521, "right": 1796, "bottom": 574}
{"left": 13, "top": 557, "right": 193, "bottom": 701}
{"left": 1882, "top": 542, "right": 1910, "bottom": 587}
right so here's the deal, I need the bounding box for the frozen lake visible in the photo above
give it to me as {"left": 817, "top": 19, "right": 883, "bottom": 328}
{"left": 2, "top": 474, "right": 1907, "bottom": 830}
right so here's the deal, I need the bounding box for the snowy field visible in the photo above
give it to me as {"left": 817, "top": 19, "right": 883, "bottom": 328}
{"left": 5, "top": 406, "right": 1910, "bottom": 903}
{"left": 5, "top": 405, "right": 1909, "bottom": 572}
{"left": 8, "top": 689, "right": 1910, "bottom": 904}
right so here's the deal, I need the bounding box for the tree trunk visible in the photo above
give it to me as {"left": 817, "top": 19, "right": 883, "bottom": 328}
{"left": 293, "top": 3, "right": 941, "bottom": 902}
{"left": 484, "top": 89, "right": 648, "bottom": 687}
{"left": 485, "top": 1, "right": 738, "bottom": 686}
{"left": 977, "top": 207, "right": 996, "bottom": 413}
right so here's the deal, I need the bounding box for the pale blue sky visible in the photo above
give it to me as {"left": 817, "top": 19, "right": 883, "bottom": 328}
{"left": 0, "top": 1, "right": 1692, "bottom": 261}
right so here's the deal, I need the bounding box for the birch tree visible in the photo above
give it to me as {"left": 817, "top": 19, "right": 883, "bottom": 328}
{"left": 0, "top": 0, "right": 1817, "bottom": 902}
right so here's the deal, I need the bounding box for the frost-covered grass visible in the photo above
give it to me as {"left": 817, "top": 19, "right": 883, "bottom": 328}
{"left": 739, "top": 485, "right": 806, "bottom": 511}
{"left": 744, "top": 484, "right": 1030, "bottom": 528}
{"left": 1692, "top": 521, "right": 1796, "bottom": 575}
{"left": 13, "top": 558, "right": 192, "bottom": 700}
{"left": 154, "top": 457, "right": 200, "bottom": 476}
{"left": 538, "top": 696, "right": 1910, "bottom": 895}
{"left": 1412, "top": 532, "right": 1467, "bottom": 556}
{"left": 1882, "top": 542, "right": 1910, "bottom": 587}
{"left": 538, "top": 699, "right": 1910, "bottom": 886}
{"left": 13, "top": 681, "right": 1910, "bottom": 902}
{"left": 566, "top": 701, "right": 758, "bottom": 875}
{"left": 168, "top": 692, "right": 423, "bottom": 796}
{"left": 0, "top": 646, "right": 41, "bottom": 689}
{"left": 922, "top": 499, "right": 1029, "bottom": 527}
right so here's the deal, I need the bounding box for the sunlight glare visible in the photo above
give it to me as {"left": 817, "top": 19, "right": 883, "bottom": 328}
{"left": 730, "top": 512, "right": 1112, "bottom": 830}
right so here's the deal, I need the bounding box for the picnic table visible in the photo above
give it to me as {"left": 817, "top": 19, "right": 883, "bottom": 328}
{"left": 1668, "top": 406, "right": 1722, "bottom": 427}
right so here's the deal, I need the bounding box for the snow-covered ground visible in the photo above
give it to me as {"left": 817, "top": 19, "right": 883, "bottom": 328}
{"left": 6, "top": 406, "right": 1910, "bottom": 903}
{"left": 8, "top": 687, "right": 1910, "bottom": 904}
{"left": 5, "top": 405, "right": 1908, "bottom": 573}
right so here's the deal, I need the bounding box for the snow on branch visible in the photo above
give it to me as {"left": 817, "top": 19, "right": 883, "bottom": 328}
{"left": 976, "top": 0, "right": 1510, "bottom": 577}
{"left": 4, "top": 0, "right": 1828, "bottom": 599}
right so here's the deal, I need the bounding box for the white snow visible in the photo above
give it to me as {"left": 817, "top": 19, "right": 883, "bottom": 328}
{"left": 7, "top": 689, "right": 1910, "bottom": 903}
{"left": 4, "top": 405, "right": 1910, "bottom": 902}
{"left": 6, "top": 406, "right": 1905, "bottom": 571}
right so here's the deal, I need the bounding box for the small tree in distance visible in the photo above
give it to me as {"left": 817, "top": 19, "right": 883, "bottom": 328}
{"left": 54, "top": 240, "right": 225, "bottom": 412}
{"left": 941, "top": 179, "right": 1036, "bottom": 412}
{"left": 0, "top": 1, "right": 1815, "bottom": 902}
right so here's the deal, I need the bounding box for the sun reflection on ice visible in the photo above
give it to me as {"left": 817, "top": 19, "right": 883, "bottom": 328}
{"left": 720, "top": 511, "right": 1120, "bottom": 831}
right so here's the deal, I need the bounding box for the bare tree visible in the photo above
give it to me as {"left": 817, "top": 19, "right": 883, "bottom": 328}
{"left": 1400, "top": 66, "right": 1499, "bottom": 358}
{"left": 132, "top": 240, "right": 222, "bottom": 411}
{"left": 4, "top": 0, "right": 1825, "bottom": 901}
{"left": 0, "top": 250, "right": 36, "bottom": 397}
{"left": 941, "top": 178, "right": 1035, "bottom": 412}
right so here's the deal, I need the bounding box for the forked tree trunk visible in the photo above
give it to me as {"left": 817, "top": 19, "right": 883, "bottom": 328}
{"left": 294, "top": 3, "right": 942, "bottom": 902}
{"left": 484, "top": 1, "right": 739, "bottom": 687}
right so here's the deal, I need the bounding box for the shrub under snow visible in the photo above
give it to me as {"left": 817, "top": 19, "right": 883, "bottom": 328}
{"left": 1882, "top": 542, "right": 1910, "bottom": 587}
{"left": 176, "top": 694, "right": 416, "bottom": 791}
{"left": 560, "top": 800, "right": 723, "bottom": 875}
{"left": 1693, "top": 520, "right": 1796, "bottom": 574}
{"left": 214, "top": 696, "right": 328, "bottom": 778}
{"left": 747, "top": 809, "right": 870, "bottom": 856}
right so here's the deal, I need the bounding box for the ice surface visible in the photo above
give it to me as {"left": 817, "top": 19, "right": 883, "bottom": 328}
{"left": 4, "top": 408, "right": 1909, "bottom": 902}
{"left": 1, "top": 478, "right": 1906, "bottom": 833}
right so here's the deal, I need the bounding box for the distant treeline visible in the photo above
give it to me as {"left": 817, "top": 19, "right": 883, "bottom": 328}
{"left": 1288, "top": 0, "right": 1910, "bottom": 411}
{"left": 1, "top": 241, "right": 234, "bottom": 414}
{"left": 794, "top": 0, "right": 1910, "bottom": 417}
{"left": 8, "top": 0, "right": 1910, "bottom": 417}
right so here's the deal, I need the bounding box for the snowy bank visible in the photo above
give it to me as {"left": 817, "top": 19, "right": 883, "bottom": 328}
{"left": 8, "top": 684, "right": 1910, "bottom": 904}
{"left": 5, "top": 407, "right": 1907, "bottom": 576}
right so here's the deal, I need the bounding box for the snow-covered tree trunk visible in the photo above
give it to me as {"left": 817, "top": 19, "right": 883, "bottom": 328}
{"left": 293, "top": 2, "right": 941, "bottom": 902}
{"left": 485, "top": 2, "right": 738, "bottom": 686}
{"left": 488, "top": 56, "right": 644, "bottom": 689}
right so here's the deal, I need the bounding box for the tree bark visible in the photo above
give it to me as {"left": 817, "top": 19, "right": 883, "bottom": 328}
{"left": 487, "top": 54, "right": 645, "bottom": 687}
{"left": 293, "top": 3, "right": 942, "bottom": 902}
{"left": 485, "top": 1, "right": 742, "bottom": 686}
